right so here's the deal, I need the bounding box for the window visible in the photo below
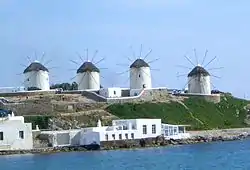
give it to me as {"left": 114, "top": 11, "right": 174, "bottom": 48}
{"left": 105, "top": 134, "right": 108, "bottom": 141}
{"left": 114, "top": 91, "right": 116, "bottom": 95}
{"left": 125, "top": 133, "right": 128, "bottom": 139}
{"left": 0, "top": 132, "right": 3, "bottom": 140}
{"left": 112, "top": 134, "right": 115, "bottom": 140}
{"left": 119, "top": 134, "right": 122, "bottom": 140}
{"left": 139, "top": 74, "right": 141, "bottom": 77}
{"left": 19, "top": 131, "right": 24, "bottom": 139}
{"left": 131, "top": 133, "right": 134, "bottom": 139}
{"left": 27, "top": 78, "right": 29, "bottom": 81}
{"left": 152, "top": 124, "right": 156, "bottom": 134}
{"left": 142, "top": 125, "right": 147, "bottom": 134}
{"left": 123, "top": 126, "right": 128, "bottom": 130}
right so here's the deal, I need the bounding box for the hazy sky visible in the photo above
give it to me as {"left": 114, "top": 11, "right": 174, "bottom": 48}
{"left": 0, "top": 1, "right": 250, "bottom": 98}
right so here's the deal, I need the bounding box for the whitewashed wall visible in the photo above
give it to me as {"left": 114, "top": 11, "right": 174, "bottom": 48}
{"left": 77, "top": 72, "right": 100, "bottom": 90}
{"left": 24, "top": 70, "right": 50, "bottom": 90}
{"left": 99, "top": 88, "right": 122, "bottom": 98}
{"left": 188, "top": 75, "right": 211, "bottom": 94}
{"left": 0, "top": 120, "right": 33, "bottom": 150}
{"left": 130, "top": 67, "right": 152, "bottom": 89}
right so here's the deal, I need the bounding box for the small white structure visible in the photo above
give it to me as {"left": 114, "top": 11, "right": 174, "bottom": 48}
{"left": 130, "top": 59, "right": 152, "bottom": 90}
{"left": 161, "top": 124, "right": 190, "bottom": 139}
{"left": 187, "top": 65, "right": 211, "bottom": 95}
{"left": 130, "top": 89, "right": 143, "bottom": 96}
{"left": 99, "top": 87, "right": 122, "bottom": 98}
{"left": 76, "top": 61, "right": 100, "bottom": 91}
{"left": 23, "top": 60, "right": 50, "bottom": 91}
{"left": 0, "top": 110, "right": 33, "bottom": 150}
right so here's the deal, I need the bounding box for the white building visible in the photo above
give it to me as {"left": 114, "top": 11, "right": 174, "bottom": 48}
{"left": 76, "top": 61, "right": 100, "bottom": 91}
{"left": 130, "top": 59, "right": 152, "bottom": 90}
{"left": 42, "top": 118, "right": 190, "bottom": 147}
{"left": 23, "top": 61, "right": 50, "bottom": 91}
{"left": 99, "top": 87, "right": 122, "bottom": 98}
{"left": 187, "top": 65, "right": 211, "bottom": 95}
{"left": 0, "top": 110, "right": 33, "bottom": 150}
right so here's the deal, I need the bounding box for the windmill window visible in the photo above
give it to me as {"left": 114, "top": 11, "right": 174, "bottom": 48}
{"left": 19, "top": 131, "right": 24, "bottom": 139}
{"left": 139, "top": 74, "right": 141, "bottom": 77}
{"left": 114, "top": 91, "right": 116, "bottom": 95}
{"left": 27, "top": 78, "right": 30, "bottom": 81}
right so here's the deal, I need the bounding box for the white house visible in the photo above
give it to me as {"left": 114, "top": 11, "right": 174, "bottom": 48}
{"left": 41, "top": 118, "right": 190, "bottom": 147}
{"left": 23, "top": 60, "right": 50, "bottom": 91}
{"left": 130, "top": 59, "right": 152, "bottom": 90}
{"left": 187, "top": 65, "right": 211, "bottom": 95}
{"left": 99, "top": 87, "right": 122, "bottom": 98}
{"left": 76, "top": 61, "right": 100, "bottom": 91}
{"left": 0, "top": 110, "right": 33, "bottom": 150}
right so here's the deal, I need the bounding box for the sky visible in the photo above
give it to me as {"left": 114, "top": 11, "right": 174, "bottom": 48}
{"left": 0, "top": 0, "right": 250, "bottom": 99}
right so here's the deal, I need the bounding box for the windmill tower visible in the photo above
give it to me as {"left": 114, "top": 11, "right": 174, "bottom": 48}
{"left": 177, "top": 49, "right": 222, "bottom": 95}
{"left": 23, "top": 53, "right": 50, "bottom": 91}
{"left": 71, "top": 49, "right": 104, "bottom": 91}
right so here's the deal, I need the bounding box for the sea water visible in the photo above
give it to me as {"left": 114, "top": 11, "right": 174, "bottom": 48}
{"left": 1, "top": 139, "right": 250, "bottom": 170}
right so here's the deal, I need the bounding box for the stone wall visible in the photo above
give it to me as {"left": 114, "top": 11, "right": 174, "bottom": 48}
{"left": 176, "top": 93, "right": 221, "bottom": 103}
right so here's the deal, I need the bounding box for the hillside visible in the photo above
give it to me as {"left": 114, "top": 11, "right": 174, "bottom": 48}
{"left": 106, "top": 95, "right": 250, "bottom": 130}
{"left": 2, "top": 93, "right": 250, "bottom": 130}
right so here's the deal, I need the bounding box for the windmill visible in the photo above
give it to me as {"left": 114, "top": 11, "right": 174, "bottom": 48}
{"left": 70, "top": 49, "right": 105, "bottom": 91}
{"left": 20, "top": 52, "right": 52, "bottom": 91}
{"left": 117, "top": 44, "right": 159, "bottom": 90}
{"left": 176, "top": 49, "right": 222, "bottom": 95}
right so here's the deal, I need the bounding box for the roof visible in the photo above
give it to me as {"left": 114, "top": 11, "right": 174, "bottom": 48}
{"left": 130, "top": 59, "right": 149, "bottom": 68}
{"left": 77, "top": 61, "right": 100, "bottom": 73}
{"left": 188, "top": 66, "right": 210, "bottom": 77}
{"left": 23, "top": 61, "right": 49, "bottom": 73}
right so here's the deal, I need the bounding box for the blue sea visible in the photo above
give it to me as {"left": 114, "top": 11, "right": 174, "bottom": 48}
{"left": 1, "top": 139, "right": 250, "bottom": 170}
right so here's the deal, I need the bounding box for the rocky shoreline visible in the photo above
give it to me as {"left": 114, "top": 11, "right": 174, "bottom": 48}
{"left": 1, "top": 129, "right": 250, "bottom": 156}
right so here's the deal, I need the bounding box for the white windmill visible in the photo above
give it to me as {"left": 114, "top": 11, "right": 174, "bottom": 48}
{"left": 22, "top": 52, "right": 51, "bottom": 91}
{"left": 70, "top": 49, "right": 105, "bottom": 91}
{"left": 177, "top": 49, "right": 222, "bottom": 95}
{"left": 117, "top": 44, "right": 159, "bottom": 90}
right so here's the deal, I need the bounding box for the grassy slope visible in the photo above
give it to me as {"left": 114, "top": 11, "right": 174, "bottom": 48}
{"left": 106, "top": 95, "right": 249, "bottom": 130}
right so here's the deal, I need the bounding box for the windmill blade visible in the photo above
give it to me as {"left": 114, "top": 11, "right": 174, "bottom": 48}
{"left": 148, "top": 58, "right": 160, "bottom": 64}
{"left": 143, "top": 49, "right": 152, "bottom": 60}
{"left": 26, "top": 56, "right": 32, "bottom": 63}
{"left": 140, "top": 68, "right": 156, "bottom": 83}
{"left": 210, "top": 82, "right": 216, "bottom": 89}
{"left": 20, "top": 64, "right": 27, "bottom": 68}
{"left": 78, "top": 72, "right": 86, "bottom": 88}
{"left": 44, "top": 59, "right": 52, "bottom": 66}
{"left": 182, "top": 77, "right": 194, "bottom": 90}
{"left": 99, "top": 67, "right": 108, "bottom": 70}
{"left": 176, "top": 73, "right": 187, "bottom": 78}
{"left": 211, "top": 74, "right": 221, "bottom": 79}
{"left": 40, "top": 52, "right": 46, "bottom": 63}
{"left": 139, "top": 44, "right": 143, "bottom": 58}
{"left": 69, "top": 59, "right": 78, "bottom": 65}
{"left": 175, "top": 65, "right": 192, "bottom": 70}
{"left": 204, "top": 56, "right": 217, "bottom": 68}
{"left": 76, "top": 52, "right": 84, "bottom": 62}
{"left": 34, "top": 51, "right": 38, "bottom": 60}
{"left": 117, "top": 69, "right": 130, "bottom": 75}
{"left": 68, "top": 68, "right": 77, "bottom": 71}
{"left": 89, "top": 72, "right": 100, "bottom": 87}
{"left": 16, "top": 73, "right": 23, "bottom": 76}
{"left": 47, "top": 66, "right": 59, "bottom": 70}
{"left": 116, "top": 63, "right": 129, "bottom": 67}
{"left": 150, "top": 68, "right": 160, "bottom": 71}
{"left": 129, "top": 45, "right": 136, "bottom": 59}
{"left": 184, "top": 55, "right": 196, "bottom": 67}
{"left": 207, "top": 67, "right": 224, "bottom": 71}
{"left": 194, "top": 48, "right": 198, "bottom": 65}
{"left": 94, "top": 57, "right": 105, "bottom": 65}
{"left": 70, "top": 75, "right": 77, "bottom": 81}
{"left": 86, "top": 48, "right": 89, "bottom": 61}
{"left": 91, "top": 50, "right": 98, "bottom": 63}
{"left": 201, "top": 50, "right": 208, "bottom": 66}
